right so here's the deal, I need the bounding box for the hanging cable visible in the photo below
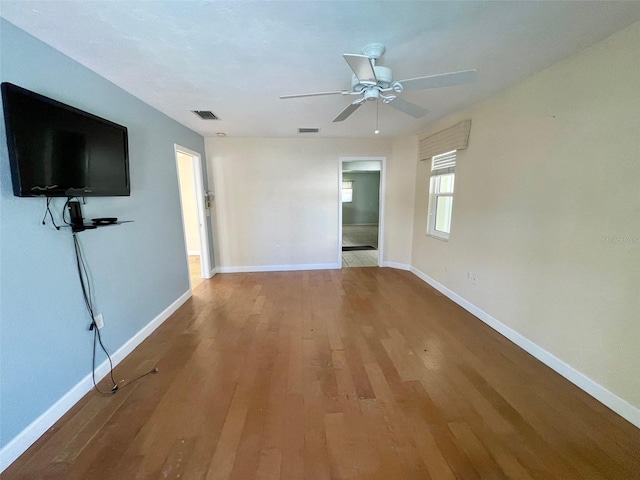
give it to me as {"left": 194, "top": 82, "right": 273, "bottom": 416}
{"left": 62, "top": 196, "right": 75, "bottom": 226}
{"left": 42, "top": 197, "right": 60, "bottom": 230}
{"left": 67, "top": 203, "right": 157, "bottom": 395}
{"left": 72, "top": 232, "right": 118, "bottom": 395}
{"left": 374, "top": 100, "right": 380, "bottom": 135}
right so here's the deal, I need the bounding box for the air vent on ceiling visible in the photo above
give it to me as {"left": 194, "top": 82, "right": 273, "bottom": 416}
{"left": 192, "top": 110, "right": 220, "bottom": 120}
{"left": 298, "top": 128, "right": 320, "bottom": 134}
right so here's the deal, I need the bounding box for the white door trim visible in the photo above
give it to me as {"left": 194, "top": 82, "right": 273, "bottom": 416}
{"left": 338, "top": 156, "right": 386, "bottom": 267}
{"left": 174, "top": 145, "right": 213, "bottom": 282}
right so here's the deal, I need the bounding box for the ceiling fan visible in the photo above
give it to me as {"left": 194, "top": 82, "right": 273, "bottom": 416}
{"left": 280, "top": 43, "right": 477, "bottom": 125}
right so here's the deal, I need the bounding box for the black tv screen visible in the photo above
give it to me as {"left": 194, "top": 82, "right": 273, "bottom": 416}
{"left": 1, "top": 82, "right": 130, "bottom": 197}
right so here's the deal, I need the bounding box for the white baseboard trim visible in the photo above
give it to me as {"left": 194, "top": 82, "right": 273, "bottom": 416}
{"left": 217, "top": 262, "right": 341, "bottom": 273}
{"left": 343, "top": 223, "right": 379, "bottom": 226}
{"left": 410, "top": 266, "right": 640, "bottom": 429}
{"left": 381, "top": 261, "right": 411, "bottom": 271}
{"left": 0, "top": 289, "right": 192, "bottom": 473}
{"left": 201, "top": 267, "right": 216, "bottom": 280}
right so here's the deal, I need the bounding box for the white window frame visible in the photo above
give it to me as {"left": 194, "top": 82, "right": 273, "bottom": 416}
{"left": 342, "top": 180, "right": 353, "bottom": 203}
{"left": 427, "top": 150, "right": 456, "bottom": 241}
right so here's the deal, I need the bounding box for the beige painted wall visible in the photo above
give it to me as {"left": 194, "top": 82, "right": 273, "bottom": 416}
{"left": 177, "top": 152, "right": 201, "bottom": 254}
{"left": 388, "top": 137, "right": 417, "bottom": 266}
{"left": 204, "top": 137, "right": 416, "bottom": 269}
{"left": 411, "top": 22, "right": 640, "bottom": 409}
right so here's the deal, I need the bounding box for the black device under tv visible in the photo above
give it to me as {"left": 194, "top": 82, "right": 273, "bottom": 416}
{"left": 1, "top": 82, "right": 130, "bottom": 197}
{"left": 66, "top": 200, "right": 129, "bottom": 232}
{"left": 68, "top": 200, "right": 84, "bottom": 226}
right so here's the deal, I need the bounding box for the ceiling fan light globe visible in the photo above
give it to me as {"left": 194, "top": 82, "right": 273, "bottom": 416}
{"left": 364, "top": 89, "right": 380, "bottom": 101}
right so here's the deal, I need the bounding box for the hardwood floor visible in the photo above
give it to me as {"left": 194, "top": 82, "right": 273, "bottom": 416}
{"left": 189, "top": 255, "right": 203, "bottom": 290}
{"left": 5, "top": 268, "right": 640, "bottom": 479}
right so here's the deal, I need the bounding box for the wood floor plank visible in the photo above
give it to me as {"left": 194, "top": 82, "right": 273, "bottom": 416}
{"left": 447, "top": 422, "right": 508, "bottom": 479}
{"left": 254, "top": 351, "right": 288, "bottom": 480}
{"left": 410, "top": 416, "right": 457, "bottom": 480}
{"left": 360, "top": 399, "right": 412, "bottom": 479}
{"left": 324, "top": 412, "right": 350, "bottom": 479}
{"left": 156, "top": 436, "right": 196, "bottom": 479}
{"left": 279, "top": 394, "right": 305, "bottom": 480}
{"left": 303, "top": 402, "right": 332, "bottom": 480}
{"left": 375, "top": 404, "right": 431, "bottom": 479}
{"left": 177, "top": 379, "right": 238, "bottom": 479}
{"left": 204, "top": 404, "right": 248, "bottom": 480}
{"left": 4, "top": 268, "right": 640, "bottom": 480}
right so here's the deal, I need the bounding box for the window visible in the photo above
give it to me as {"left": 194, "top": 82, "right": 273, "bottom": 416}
{"left": 427, "top": 150, "right": 456, "bottom": 240}
{"left": 342, "top": 180, "right": 353, "bottom": 203}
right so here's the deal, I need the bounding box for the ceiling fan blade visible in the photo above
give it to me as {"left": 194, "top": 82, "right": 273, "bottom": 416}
{"left": 398, "top": 69, "right": 478, "bottom": 91}
{"left": 333, "top": 102, "right": 362, "bottom": 122}
{"left": 280, "top": 90, "right": 348, "bottom": 99}
{"left": 388, "top": 97, "right": 428, "bottom": 118}
{"left": 343, "top": 54, "right": 377, "bottom": 84}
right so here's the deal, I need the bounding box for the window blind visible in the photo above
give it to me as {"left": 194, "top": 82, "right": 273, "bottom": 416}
{"left": 431, "top": 150, "right": 456, "bottom": 176}
{"left": 419, "top": 119, "right": 471, "bottom": 161}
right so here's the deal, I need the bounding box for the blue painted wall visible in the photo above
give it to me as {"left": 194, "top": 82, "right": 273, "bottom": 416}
{"left": 0, "top": 20, "right": 206, "bottom": 448}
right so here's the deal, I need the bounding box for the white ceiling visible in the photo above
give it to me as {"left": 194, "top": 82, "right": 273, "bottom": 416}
{"left": 2, "top": 1, "right": 639, "bottom": 139}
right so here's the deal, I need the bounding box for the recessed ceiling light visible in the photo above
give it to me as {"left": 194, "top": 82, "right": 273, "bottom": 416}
{"left": 216, "top": 132, "right": 226, "bottom": 137}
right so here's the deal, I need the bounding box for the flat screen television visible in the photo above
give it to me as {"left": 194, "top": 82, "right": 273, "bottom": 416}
{"left": 1, "top": 82, "right": 130, "bottom": 197}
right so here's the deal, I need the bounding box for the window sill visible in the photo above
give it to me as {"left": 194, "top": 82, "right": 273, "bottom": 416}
{"left": 426, "top": 233, "right": 449, "bottom": 242}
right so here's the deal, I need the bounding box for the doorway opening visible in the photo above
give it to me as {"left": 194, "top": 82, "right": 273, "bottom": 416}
{"left": 339, "top": 157, "right": 385, "bottom": 268}
{"left": 175, "top": 145, "right": 212, "bottom": 291}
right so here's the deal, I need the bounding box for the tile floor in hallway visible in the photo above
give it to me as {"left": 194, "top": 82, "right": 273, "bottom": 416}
{"left": 342, "top": 248, "right": 378, "bottom": 267}
{"left": 342, "top": 224, "right": 378, "bottom": 249}
{"left": 342, "top": 224, "right": 378, "bottom": 268}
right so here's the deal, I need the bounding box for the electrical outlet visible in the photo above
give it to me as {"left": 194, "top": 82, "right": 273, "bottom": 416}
{"left": 275, "top": 244, "right": 281, "bottom": 253}
{"left": 94, "top": 313, "right": 104, "bottom": 329}
{"left": 467, "top": 272, "right": 477, "bottom": 285}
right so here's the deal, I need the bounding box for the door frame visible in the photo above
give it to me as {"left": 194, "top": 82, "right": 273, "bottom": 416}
{"left": 174, "top": 144, "right": 213, "bottom": 285}
{"left": 338, "top": 156, "right": 386, "bottom": 267}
